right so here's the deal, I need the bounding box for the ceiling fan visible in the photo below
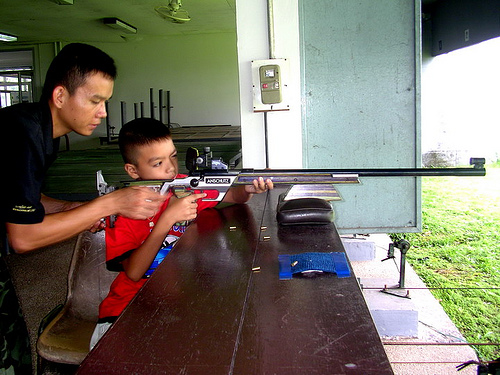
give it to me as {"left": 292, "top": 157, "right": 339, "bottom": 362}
{"left": 155, "top": 0, "right": 191, "bottom": 23}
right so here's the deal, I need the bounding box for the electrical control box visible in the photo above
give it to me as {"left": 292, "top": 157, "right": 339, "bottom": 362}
{"left": 252, "top": 59, "right": 289, "bottom": 112}
{"left": 259, "top": 64, "right": 282, "bottom": 104}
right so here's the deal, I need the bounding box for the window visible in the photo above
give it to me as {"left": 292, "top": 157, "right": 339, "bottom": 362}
{"left": 0, "top": 50, "right": 34, "bottom": 108}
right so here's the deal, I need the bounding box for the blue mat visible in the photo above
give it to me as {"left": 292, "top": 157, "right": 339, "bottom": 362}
{"left": 278, "top": 252, "right": 351, "bottom": 280}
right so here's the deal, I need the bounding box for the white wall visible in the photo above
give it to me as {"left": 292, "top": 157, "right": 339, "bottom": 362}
{"left": 235, "top": 0, "right": 303, "bottom": 168}
{"left": 68, "top": 33, "right": 240, "bottom": 147}
{"left": 266, "top": 0, "right": 303, "bottom": 169}
{"left": 235, "top": 0, "right": 269, "bottom": 168}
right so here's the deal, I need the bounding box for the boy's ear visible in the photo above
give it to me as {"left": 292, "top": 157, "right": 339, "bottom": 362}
{"left": 124, "top": 163, "right": 140, "bottom": 179}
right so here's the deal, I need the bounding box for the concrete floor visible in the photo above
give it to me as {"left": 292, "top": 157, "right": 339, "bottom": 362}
{"left": 347, "top": 233, "right": 478, "bottom": 375}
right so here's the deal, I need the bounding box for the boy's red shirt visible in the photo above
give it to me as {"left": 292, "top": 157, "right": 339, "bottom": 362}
{"left": 99, "top": 175, "right": 218, "bottom": 320}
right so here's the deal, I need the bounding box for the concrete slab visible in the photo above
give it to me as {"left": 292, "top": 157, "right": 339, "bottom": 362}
{"left": 341, "top": 236, "right": 376, "bottom": 261}
{"left": 363, "top": 286, "right": 418, "bottom": 337}
{"left": 385, "top": 343, "right": 477, "bottom": 375}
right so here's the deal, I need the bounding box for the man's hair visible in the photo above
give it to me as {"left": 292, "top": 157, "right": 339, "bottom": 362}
{"left": 41, "top": 43, "right": 117, "bottom": 102}
{"left": 119, "top": 118, "right": 172, "bottom": 165}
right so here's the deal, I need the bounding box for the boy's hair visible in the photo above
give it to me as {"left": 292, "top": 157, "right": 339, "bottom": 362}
{"left": 119, "top": 118, "right": 172, "bottom": 165}
{"left": 41, "top": 43, "right": 117, "bottom": 102}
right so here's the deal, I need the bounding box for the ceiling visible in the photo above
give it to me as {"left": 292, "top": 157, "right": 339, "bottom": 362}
{"left": 0, "top": 1, "right": 439, "bottom": 46}
{"left": 0, "top": 0, "right": 236, "bottom": 45}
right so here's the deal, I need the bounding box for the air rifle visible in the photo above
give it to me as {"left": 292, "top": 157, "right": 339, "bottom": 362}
{"left": 97, "top": 147, "right": 486, "bottom": 204}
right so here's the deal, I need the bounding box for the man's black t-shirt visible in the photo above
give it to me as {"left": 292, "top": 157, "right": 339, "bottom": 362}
{"left": 0, "top": 102, "right": 60, "bottom": 224}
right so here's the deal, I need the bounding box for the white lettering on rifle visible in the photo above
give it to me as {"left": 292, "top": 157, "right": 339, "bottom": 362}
{"left": 205, "top": 178, "right": 231, "bottom": 184}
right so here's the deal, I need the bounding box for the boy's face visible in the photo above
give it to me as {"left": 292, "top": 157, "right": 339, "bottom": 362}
{"left": 124, "top": 138, "right": 178, "bottom": 180}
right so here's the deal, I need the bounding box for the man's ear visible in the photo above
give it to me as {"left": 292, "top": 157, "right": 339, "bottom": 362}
{"left": 124, "top": 163, "right": 140, "bottom": 179}
{"left": 51, "top": 86, "right": 67, "bottom": 109}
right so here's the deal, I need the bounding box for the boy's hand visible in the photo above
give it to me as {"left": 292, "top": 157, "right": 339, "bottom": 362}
{"left": 245, "top": 177, "right": 274, "bottom": 194}
{"left": 162, "top": 192, "right": 207, "bottom": 224}
{"left": 222, "top": 177, "right": 273, "bottom": 204}
{"left": 88, "top": 219, "right": 106, "bottom": 233}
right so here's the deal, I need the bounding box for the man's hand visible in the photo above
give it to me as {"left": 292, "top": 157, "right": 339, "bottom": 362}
{"left": 109, "top": 186, "right": 167, "bottom": 220}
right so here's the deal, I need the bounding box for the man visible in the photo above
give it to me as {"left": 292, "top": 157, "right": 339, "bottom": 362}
{"left": 1, "top": 43, "right": 165, "bottom": 252}
{"left": 0, "top": 43, "right": 165, "bottom": 373}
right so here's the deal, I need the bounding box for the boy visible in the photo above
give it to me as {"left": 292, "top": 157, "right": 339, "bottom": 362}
{"left": 90, "top": 118, "right": 273, "bottom": 348}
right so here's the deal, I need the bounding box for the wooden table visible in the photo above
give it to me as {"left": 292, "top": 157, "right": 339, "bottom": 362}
{"left": 77, "top": 188, "right": 393, "bottom": 374}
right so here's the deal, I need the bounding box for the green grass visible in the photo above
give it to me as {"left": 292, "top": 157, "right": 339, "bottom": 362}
{"left": 391, "top": 164, "right": 500, "bottom": 361}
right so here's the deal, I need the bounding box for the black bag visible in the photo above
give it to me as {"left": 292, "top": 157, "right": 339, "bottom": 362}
{"left": 276, "top": 195, "right": 334, "bottom": 225}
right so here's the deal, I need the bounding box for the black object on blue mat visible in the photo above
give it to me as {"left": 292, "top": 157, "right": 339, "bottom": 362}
{"left": 278, "top": 252, "right": 351, "bottom": 280}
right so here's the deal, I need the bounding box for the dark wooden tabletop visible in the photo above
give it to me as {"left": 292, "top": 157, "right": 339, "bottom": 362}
{"left": 77, "top": 188, "right": 393, "bottom": 375}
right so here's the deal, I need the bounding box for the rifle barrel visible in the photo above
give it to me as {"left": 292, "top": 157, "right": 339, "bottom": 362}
{"left": 340, "top": 167, "right": 485, "bottom": 177}
{"left": 204, "top": 166, "right": 486, "bottom": 185}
